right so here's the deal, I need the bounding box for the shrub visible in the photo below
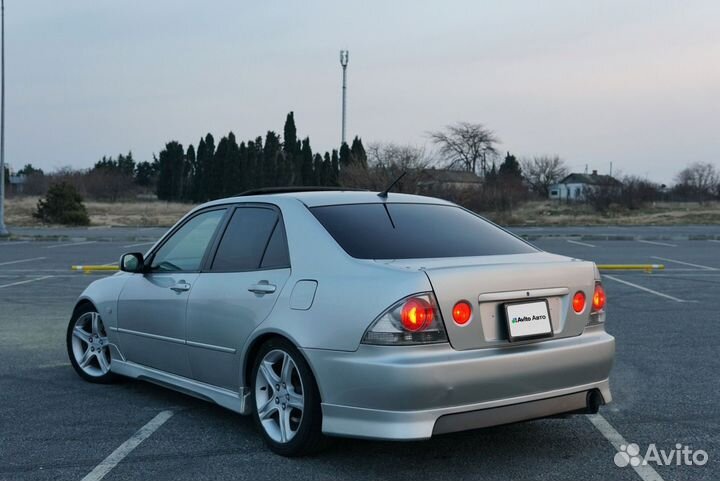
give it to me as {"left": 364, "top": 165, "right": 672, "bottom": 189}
{"left": 34, "top": 182, "right": 90, "bottom": 225}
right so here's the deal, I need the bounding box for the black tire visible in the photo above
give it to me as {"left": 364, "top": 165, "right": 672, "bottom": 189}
{"left": 66, "top": 303, "right": 118, "bottom": 384}
{"left": 250, "top": 337, "right": 326, "bottom": 456}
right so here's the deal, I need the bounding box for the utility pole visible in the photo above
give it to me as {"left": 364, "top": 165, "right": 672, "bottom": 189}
{"left": 0, "top": 0, "right": 8, "bottom": 236}
{"left": 339, "top": 50, "right": 349, "bottom": 146}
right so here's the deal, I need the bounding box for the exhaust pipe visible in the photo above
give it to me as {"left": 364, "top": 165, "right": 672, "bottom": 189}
{"left": 585, "top": 389, "right": 604, "bottom": 414}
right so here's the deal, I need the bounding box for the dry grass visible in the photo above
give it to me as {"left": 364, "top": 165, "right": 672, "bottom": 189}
{"left": 5, "top": 196, "right": 193, "bottom": 227}
{"left": 482, "top": 200, "right": 720, "bottom": 226}
{"left": 5, "top": 196, "right": 720, "bottom": 227}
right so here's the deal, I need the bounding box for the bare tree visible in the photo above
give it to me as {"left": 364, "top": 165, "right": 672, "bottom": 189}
{"left": 520, "top": 155, "right": 569, "bottom": 197}
{"left": 675, "top": 162, "right": 719, "bottom": 202}
{"left": 428, "top": 122, "right": 499, "bottom": 176}
{"left": 340, "top": 142, "right": 432, "bottom": 192}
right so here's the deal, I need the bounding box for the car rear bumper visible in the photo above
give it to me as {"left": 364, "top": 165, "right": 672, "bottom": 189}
{"left": 302, "top": 325, "right": 614, "bottom": 440}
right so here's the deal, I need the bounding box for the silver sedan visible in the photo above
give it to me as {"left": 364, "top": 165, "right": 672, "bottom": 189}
{"left": 67, "top": 190, "right": 614, "bottom": 456}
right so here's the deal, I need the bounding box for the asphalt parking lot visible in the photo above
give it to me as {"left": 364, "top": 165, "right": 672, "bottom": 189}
{"left": 1, "top": 231, "right": 718, "bottom": 481}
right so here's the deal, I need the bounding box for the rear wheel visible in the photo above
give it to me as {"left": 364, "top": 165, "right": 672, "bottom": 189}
{"left": 251, "top": 338, "right": 325, "bottom": 456}
{"left": 67, "top": 304, "right": 117, "bottom": 383}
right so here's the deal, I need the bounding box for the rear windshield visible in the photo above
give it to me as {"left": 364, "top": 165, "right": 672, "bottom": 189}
{"left": 311, "top": 203, "right": 536, "bottom": 259}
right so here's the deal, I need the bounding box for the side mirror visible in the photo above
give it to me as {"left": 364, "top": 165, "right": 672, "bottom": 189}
{"left": 120, "top": 253, "right": 144, "bottom": 273}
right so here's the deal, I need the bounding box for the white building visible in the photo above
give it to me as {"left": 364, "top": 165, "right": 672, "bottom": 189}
{"left": 549, "top": 171, "right": 621, "bottom": 201}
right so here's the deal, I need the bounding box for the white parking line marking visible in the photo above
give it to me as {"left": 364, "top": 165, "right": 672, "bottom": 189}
{"left": 44, "top": 241, "right": 98, "bottom": 249}
{"left": 636, "top": 240, "right": 677, "bottom": 247}
{"left": 0, "top": 275, "right": 54, "bottom": 289}
{"left": 604, "top": 274, "right": 692, "bottom": 303}
{"left": 588, "top": 414, "right": 664, "bottom": 481}
{"left": 0, "top": 256, "right": 46, "bottom": 266}
{"left": 81, "top": 410, "right": 174, "bottom": 481}
{"left": 708, "top": 239, "right": 720, "bottom": 244}
{"left": 650, "top": 256, "right": 717, "bottom": 271}
{"left": 0, "top": 241, "right": 29, "bottom": 246}
{"left": 566, "top": 239, "right": 596, "bottom": 248}
{"left": 122, "top": 241, "right": 155, "bottom": 249}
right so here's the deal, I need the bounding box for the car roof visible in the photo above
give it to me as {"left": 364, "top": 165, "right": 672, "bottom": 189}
{"left": 200, "top": 190, "right": 455, "bottom": 209}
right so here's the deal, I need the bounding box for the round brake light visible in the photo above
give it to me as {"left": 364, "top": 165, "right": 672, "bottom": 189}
{"left": 592, "top": 284, "right": 606, "bottom": 311}
{"left": 572, "top": 291, "right": 586, "bottom": 313}
{"left": 452, "top": 301, "right": 472, "bottom": 325}
{"left": 401, "top": 298, "right": 434, "bottom": 332}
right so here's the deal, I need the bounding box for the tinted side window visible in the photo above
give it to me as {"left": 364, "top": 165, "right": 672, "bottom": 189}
{"left": 211, "top": 207, "right": 280, "bottom": 271}
{"left": 151, "top": 209, "right": 226, "bottom": 272}
{"left": 260, "top": 221, "right": 290, "bottom": 269}
{"left": 311, "top": 203, "right": 536, "bottom": 259}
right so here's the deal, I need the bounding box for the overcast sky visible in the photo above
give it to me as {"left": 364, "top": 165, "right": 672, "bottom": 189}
{"left": 7, "top": 0, "right": 719, "bottom": 184}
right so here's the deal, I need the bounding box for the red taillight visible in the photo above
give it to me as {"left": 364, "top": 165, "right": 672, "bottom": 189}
{"left": 592, "top": 283, "right": 606, "bottom": 311}
{"left": 572, "top": 291, "right": 586, "bottom": 313}
{"left": 452, "top": 301, "right": 472, "bottom": 325}
{"left": 401, "top": 297, "right": 434, "bottom": 332}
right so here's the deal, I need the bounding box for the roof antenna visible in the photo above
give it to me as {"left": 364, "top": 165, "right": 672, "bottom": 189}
{"left": 377, "top": 171, "right": 407, "bottom": 198}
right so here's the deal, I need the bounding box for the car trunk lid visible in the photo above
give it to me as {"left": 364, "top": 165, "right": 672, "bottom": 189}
{"left": 376, "top": 252, "right": 596, "bottom": 350}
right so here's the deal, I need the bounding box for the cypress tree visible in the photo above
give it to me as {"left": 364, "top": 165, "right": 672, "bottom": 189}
{"left": 238, "top": 141, "right": 249, "bottom": 192}
{"left": 156, "top": 141, "right": 184, "bottom": 201}
{"left": 350, "top": 136, "right": 368, "bottom": 168}
{"left": 313, "top": 153, "right": 323, "bottom": 185}
{"left": 212, "top": 135, "right": 228, "bottom": 200}
{"left": 193, "top": 137, "right": 207, "bottom": 202}
{"left": 283, "top": 112, "right": 297, "bottom": 154}
{"left": 246, "top": 140, "right": 257, "bottom": 190}
{"left": 283, "top": 112, "right": 299, "bottom": 186}
{"left": 201, "top": 133, "right": 216, "bottom": 201}
{"left": 300, "top": 138, "right": 314, "bottom": 185}
{"left": 263, "top": 131, "right": 280, "bottom": 187}
{"left": 253, "top": 136, "right": 264, "bottom": 188}
{"left": 339, "top": 142, "right": 351, "bottom": 169}
{"left": 184, "top": 144, "right": 196, "bottom": 201}
{"left": 224, "top": 132, "right": 241, "bottom": 196}
{"left": 321, "top": 152, "right": 332, "bottom": 186}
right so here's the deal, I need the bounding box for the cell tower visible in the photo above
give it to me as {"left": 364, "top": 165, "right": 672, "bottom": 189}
{"left": 339, "top": 50, "right": 349, "bottom": 146}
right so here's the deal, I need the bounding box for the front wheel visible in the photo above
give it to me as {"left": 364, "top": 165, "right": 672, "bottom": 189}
{"left": 251, "top": 338, "right": 326, "bottom": 456}
{"left": 67, "top": 304, "right": 117, "bottom": 383}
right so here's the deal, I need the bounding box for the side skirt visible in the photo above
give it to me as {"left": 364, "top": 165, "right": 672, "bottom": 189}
{"left": 112, "top": 359, "right": 252, "bottom": 415}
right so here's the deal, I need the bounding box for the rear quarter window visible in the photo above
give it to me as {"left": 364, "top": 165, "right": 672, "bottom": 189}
{"left": 311, "top": 203, "right": 536, "bottom": 259}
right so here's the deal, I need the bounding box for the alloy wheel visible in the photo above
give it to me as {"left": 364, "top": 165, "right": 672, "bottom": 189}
{"left": 70, "top": 312, "right": 111, "bottom": 377}
{"left": 254, "top": 349, "right": 305, "bottom": 443}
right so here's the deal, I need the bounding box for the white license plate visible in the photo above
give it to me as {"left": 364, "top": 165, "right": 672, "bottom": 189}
{"left": 505, "top": 300, "right": 553, "bottom": 341}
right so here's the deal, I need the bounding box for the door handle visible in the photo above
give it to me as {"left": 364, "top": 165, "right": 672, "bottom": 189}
{"left": 248, "top": 282, "right": 276, "bottom": 295}
{"left": 170, "top": 282, "right": 191, "bottom": 292}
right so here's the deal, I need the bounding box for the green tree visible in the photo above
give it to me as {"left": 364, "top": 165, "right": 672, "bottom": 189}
{"left": 339, "top": 142, "right": 351, "bottom": 169}
{"left": 18, "top": 164, "right": 44, "bottom": 176}
{"left": 251, "top": 136, "right": 264, "bottom": 188}
{"left": 320, "top": 152, "right": 333, "bottom": 185}
{"left": 283, "top": 112, "right": 298, "bottom": 155}
{"left": 300, "top": 137, "right": 314, "bottom": 185}
{"left": 191, "top": 137, "right": 207, "bottom": 202}
{"left": 34, "top": 182, "right": 90, "bottom": 225}
{"left": 183, "top": 144, "right": 196, "bottom": 201}
{"left": 134, "top": 161, "right": 156, "bottom": 187}
{"left": 350, "top": 136, "right": 368, "bottom": 168}
{"left": 331, "top": 149, "right": 340, "bottom": 185}
{"left": 263, "top": 131, "right": 281, "bottom": 187}
{"left": 221, "top": 132, "right": 241, "bottom": 197}
{"left": 313, "top": 153, "right": 323, "bottom": 185}
{"left": 156, "top": 141, "right": 185, "bottom": 201}
{"left": 499, "top": 151, "right": 522, "bottom": 180}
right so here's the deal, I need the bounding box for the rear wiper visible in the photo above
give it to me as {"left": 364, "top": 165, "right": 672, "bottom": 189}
{"left": 377, "top": 171, "right": 407, "bottom": 198}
